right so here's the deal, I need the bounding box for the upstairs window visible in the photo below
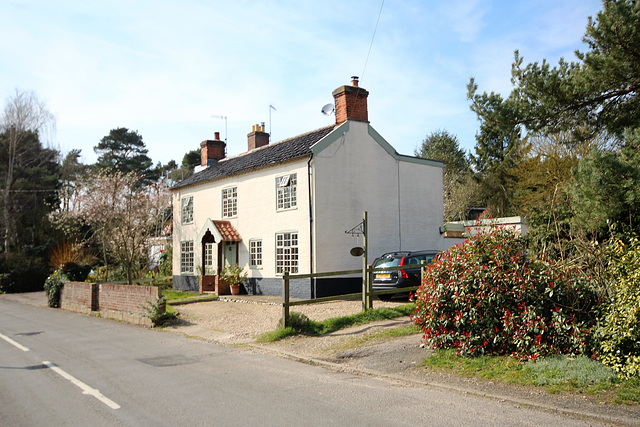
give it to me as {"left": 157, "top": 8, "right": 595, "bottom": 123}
{"left": 181, "top": 196, "right": 193, "bottom": 224}
{"left": 222, "top": 187, "right": 237, "bottom": 218}
{"left": 276, "top": 173, "right": 297, "bottom": 211}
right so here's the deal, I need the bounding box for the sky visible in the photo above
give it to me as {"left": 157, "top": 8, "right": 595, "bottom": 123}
{"left": 1, "top": 0, "right": 605, "bottom": 166}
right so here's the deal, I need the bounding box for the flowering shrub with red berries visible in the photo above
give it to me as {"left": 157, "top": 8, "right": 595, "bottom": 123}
{"left": 412, "top": 226, "right": 601, "bottom": 360}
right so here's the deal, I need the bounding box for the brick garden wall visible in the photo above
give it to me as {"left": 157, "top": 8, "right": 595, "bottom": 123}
{"left": 98, "top": 284, "right": 162, "bottom": 326}
{"left": 60, "top": 282, "right": 163, "bottom": 327}
{"left": 60, "top": 282, "right": 98, "bottom": 314}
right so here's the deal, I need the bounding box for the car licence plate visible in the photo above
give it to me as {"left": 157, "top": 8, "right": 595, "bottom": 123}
{"left": 376, "top": 274, "right": 391, "bottom": 280}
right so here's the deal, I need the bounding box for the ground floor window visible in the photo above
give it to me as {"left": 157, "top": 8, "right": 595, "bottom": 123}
{"left": 180, "top": 240, "right": 194, "bottom": 274}
{"left": 276, "top": 232, "right": 298, "bottom": 274}
{"left": 250, "top": 239, "right": 262, "bottom": 268}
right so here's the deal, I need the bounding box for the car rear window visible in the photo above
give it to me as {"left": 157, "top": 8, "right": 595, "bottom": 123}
{"left": 422, "top": 254, "right": 436, "bottom": 263}
{"left": 372, "top": 257, "right": 402, "bottom": 268}
{"left": 406, "top": 254, "right": 437, "bottom": 266}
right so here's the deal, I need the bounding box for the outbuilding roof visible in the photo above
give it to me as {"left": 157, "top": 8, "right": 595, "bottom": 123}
{"left": 172, "top": 125, "right": 335, "bottom": 190}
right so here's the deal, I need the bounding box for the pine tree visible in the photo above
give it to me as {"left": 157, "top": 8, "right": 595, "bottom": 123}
{"left": 94, "top": 127, "right": 159, "bottom": 185}
{"left": 468, "top": 0, "right": 640, "bottom": 140}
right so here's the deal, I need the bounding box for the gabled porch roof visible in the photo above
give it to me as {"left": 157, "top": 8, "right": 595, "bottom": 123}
{"left": 197, "top": 219, "right": 242, "bottom": 243}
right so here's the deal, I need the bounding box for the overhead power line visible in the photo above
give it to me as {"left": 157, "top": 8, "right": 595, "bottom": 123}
{"left": 361, "top": 0, "right": 385, "bottom": 82}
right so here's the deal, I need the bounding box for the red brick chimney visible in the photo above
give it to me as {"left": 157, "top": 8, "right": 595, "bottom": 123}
{"left": 332, "top": 76, "right": 369, "bottom": 126}
{"left": 200, "top": 132, "right": 226, "bottom": 166}
{"left": 247, "top": 123, "right": 269, "bottom": 151}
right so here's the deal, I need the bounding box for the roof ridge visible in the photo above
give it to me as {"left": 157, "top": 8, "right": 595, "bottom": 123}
{"left": 171, "top": 124, "right": 336, "bottom": 190}
{"left": 218, "top": 124, "right": 335, "bottom": 163}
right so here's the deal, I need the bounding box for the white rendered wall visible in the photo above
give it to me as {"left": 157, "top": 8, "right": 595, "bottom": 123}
{"left": 311, "top": 121, "right": 445, "bottom": 273}
{"left": 172, "top": 158, "right": 311, "bottom": 278}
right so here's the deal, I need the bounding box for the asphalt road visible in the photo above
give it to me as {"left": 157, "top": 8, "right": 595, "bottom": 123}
{"left": 0, "top": 298, "right": 609, "bottom": 426}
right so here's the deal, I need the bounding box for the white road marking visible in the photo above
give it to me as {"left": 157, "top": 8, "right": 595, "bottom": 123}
{"left": 0, "top": 332, "right": 29, "bottom": 352}
{"left": 42, "top": 361, "right": 121, "bottom": 410}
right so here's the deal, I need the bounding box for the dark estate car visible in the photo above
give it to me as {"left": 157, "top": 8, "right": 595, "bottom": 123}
{"left": 371, "top": 250, "right": 439, "bottom": 300}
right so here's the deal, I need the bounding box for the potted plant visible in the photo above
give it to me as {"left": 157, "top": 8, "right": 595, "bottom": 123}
{"left": 220, "top": 264, "right": 247, "bottom": 296}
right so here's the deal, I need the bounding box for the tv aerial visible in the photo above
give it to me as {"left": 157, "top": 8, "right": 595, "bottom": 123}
{"left": 321, "top": 103, "right": 335, "bottom": 116}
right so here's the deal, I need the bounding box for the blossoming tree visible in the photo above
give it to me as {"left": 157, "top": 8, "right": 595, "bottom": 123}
{"left": 58, "top": 170, "right": 170, "bottom": 284}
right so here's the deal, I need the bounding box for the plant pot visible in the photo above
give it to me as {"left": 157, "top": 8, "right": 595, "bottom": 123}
{"left": 216, "top": 281, "right": 230, "bottom": 295}
{"left": 230, "top": 284, "right": 241, "bottom": 295}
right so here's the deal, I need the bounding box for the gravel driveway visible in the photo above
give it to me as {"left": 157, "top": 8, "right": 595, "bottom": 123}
{"left": 171, "top": 297, "right": 410, "bottom": 342}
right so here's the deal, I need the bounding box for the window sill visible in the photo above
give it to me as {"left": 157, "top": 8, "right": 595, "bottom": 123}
{"left": 276, "top": 206, "right": 298, "bottom": 212}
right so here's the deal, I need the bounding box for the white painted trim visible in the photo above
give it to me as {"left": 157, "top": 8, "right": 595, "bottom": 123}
{"left": 197, "top": 218, "right": 224, "bottom": 243}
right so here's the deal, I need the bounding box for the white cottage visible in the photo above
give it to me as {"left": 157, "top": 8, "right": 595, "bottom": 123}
{"left": 171, "top": 78, "right": 445, "bottom": 298}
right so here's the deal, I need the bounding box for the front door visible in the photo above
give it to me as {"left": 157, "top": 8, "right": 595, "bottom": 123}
{"left": 223, "top": 241, "right": 237, "bottom": 268}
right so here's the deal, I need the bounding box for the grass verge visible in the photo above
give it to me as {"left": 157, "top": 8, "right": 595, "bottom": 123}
{"left": 330, "top": 324, "right": 421, "bottom": 352}
{"left": 256, "top": 303, "right": 415, "bottom": 342}
{"left": 424, "top": 349, "right": 640, "bottom": 405}
{"left": 162, "top": 289, "right": 218, "bottom": 304}
{"left": 162, "top": 289, "right": 200, "bottom": 300}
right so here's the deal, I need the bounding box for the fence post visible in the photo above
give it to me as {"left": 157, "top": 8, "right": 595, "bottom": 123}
{"left": 367, "top": 264, "right": 373, "bottom": 309}
{"left": 419, "top": 260, "right": 426, "bottom": 297}
{"left": 282, "top": 271, "right": 290, "bottom": 327}
{"left": 361, "top": 211, "right": 371, "bottom": 311}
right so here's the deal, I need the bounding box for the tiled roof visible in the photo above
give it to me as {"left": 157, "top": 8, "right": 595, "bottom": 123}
{"left": 213, "top": 220, "right": 241, "bottom": 242}
{"left": 172, "top": 125, "right": 335, "bottom": 190}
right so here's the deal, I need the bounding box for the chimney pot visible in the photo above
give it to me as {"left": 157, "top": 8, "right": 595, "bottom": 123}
{"left": 214, "top": 131, "right": 220, "bottom": 140}
{"left": 351, "top": 76, "right": 359, "bottom": 86}
{"left": 247, "top": 123, "right": 270, "bottom": 151}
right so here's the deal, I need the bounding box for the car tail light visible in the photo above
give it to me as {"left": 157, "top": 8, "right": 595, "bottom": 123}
{"left": 399, "top": 257, "right": 408, "bottom": 279}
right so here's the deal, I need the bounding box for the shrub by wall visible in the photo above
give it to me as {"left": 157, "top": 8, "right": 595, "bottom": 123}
{"left": 412, "top": 226, "right": 602, "bottom": 360}
{"left": 44, "top": 271, "right": 69, "bottom": 308}
{"left": 599, "top": 237, "right": 640, "bottom": 378}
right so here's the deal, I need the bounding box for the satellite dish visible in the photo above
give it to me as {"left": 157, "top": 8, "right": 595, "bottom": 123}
{"left": 321, "top": 103, "right": 335, "bottom": 116}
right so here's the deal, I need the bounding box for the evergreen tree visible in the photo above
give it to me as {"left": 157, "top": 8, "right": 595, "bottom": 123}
{"left": 568, "top": 128, "right": 640, "bottom": 238}
{"left": 470, "top": 95, "right": 524, "bottom": 217}
{"left": 415, "top": 130, "right": 478, "bottom": 220}
{"left": 94, "top": 127, "right": 159, "bottom": 185}
{"left": 182, "top": 149, "right": 201, "bottom": 170}
{"left": 415, "top": 130, "right": 469, "bottom": 175}
{"left": 59, "top": 149, "right": 86, "bottom": 213}
{"left": 468, "top": 0, "right": 640, "bottom": 141}
{"left": 0, "top": 90, "right": 57, "bottom": 252}
{"left": 0, "top": 130, "right": 60, "bottom": 250}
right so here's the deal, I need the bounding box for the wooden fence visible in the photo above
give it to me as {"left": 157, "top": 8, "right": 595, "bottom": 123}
{"left": 281, "top": 262, "right": 427, "bottom": 327}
